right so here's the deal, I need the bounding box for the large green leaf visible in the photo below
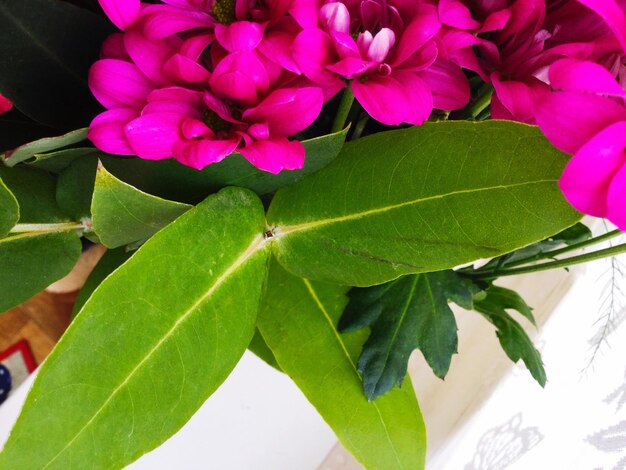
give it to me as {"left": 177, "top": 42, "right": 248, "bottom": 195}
{"left": 267, "top": 121, "right": 581, "bottom": 286}
{"left": 101, "top": 127, "right": 349, "bottom": 202}
{"left": 91, "top": 163, "right": 192, "bottom": 248}
{"left": 257, "top": 260, "right": 426, "bottom": 470}
{"left": 0, "top": 176, "right": 18, "bottom": 238}
{"left": 0, "top": 1, "right": 113, "bottom": 128}
{"left": 0, "top": 231, "right": 81, "bottom": 313}
{"left": 0, "top": 187, "right": 270, "bottom": 468}
{"left": 56, "top": 155, "right": 98, "bottom": 220}
{"left": 340, "top": 271, "right": 475, "bottom": 400}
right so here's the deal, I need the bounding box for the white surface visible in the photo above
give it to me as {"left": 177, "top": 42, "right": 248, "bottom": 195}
{"left": 0, "top": 352, "right": 338, "bottom": 470}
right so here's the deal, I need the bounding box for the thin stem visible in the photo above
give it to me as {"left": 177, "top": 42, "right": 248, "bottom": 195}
{"left": 10, "top": 222, "right": 85, "bottom": 233}
{"left": 331, "top": 87, "right": 355, "bottom": 134}
{"left": 468, "top": 87, "right": 493, "bottom": 119}
{"left": 468, "top": 242, "right": 626, "bottom": 280}
{"left": 497, "top": 229, "right": 623, "bottom": 269}
{"left": 352, "top": 113, "right": 370, "bottom": 140}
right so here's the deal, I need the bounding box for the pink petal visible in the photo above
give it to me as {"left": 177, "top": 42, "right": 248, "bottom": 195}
{"left": 215, "top": 22, "right": 265, "bottom": 52}
{"left": 0, "top": 94, "right": 12, "bottom": 115}
{"left": 320, "top": 2, "right": 351, "bottom": 34}
{"left": 606, "top": 162, "right": 626, "bottom": 229}
{"left": 391, "top": 6, "right": 440, "bottom": 66}
{"left": 352, "top": 72, "right": 433, "bottom": 126}
{"left": 491, "top": 74, "right": 540, "bottom": 123}
{"left": 88, "top": 108, "right": 139, "bottom": 155}
{"left": 577, "top": 0, "right": 626, "bottom": 52}
{"left": 421, "top": 60, "right": 470, "bottom": 111}
{"left": 549, "top": 59, "right": 626, "bottom": 97}
{"left": 140, "top": 5, "right": 214, "bottom": 39}
{"left": 164, "top": 54, "right": 211, "bottom": 83}
{"left": 559, "top": 121, "right": 626, "bottom": 216}
{"left": 244, "top": 87, "right": 324, "bottom": 136}
{"left": 98, "top": 0, "right": 140, "bottom": 30}
{"left": 326, "top": 57, "right": 374, "bottom": 79}
{"left": 173, "top": 138, "right": 240, "bottom": 170}
{"left": 210, "top": 51, "right": 269, "bottom": 105}
{"left": 293, "top": 29, "right": 344, "bottom": 88}
{"left": 100, "top": 33, "right": 130, "bottom": 60}
{"left": 258, "top": 32, "right": 301, "bottom": 74}
{"left": 124, "top": 31, "right": 175, "bottom": 86}
{"left": 536, "top": 92, "right": 626, "bottom": 154}
{"left": 438, "top": 0, "right": 481, "bottom": 29}
{"left": 367, "top": 28, "right": 395, "bottom": 63}
{"left": 89, "top": 59, "right": 155, "bottom": 109}
{"left": 239, "top": 138, "right": 305, "bottom": 174}
{"left": 125, "top": 112, "right": 185, "bottom": 160}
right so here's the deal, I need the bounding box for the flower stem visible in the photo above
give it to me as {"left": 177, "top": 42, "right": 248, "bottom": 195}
{"left": 501, "top": 229, "right": 623, "bottom": 269}
{"left": 352, "top": 113, "right": 370, "bottom": 140}
{"left": 10, "top": 222, "right": 85, "bottom": 233}
{"left": 467, "top": 241, "right": 626, "bottom": 280}
{"left": 331, "top": 87, "right": 355, "bottom": 134}
{"left": 468, "top": 86, "right": 493, "bottom": 119}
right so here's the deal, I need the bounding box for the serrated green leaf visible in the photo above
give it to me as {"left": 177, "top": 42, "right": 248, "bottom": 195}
{"left": 56, "top": 155, "right": 98, "bottom": 220}
{"left": 267, "top": 121, "right": 581, "bottom": 286}
{"left": 0, "top": 166, "right": 70, "bottom": 223}
{"left": 91, "top": 163, "right": 192, "bottom": 248}
{"left": 0, "top": 231, "right": 81, "bottom": 313}
{"left": 257, "top": 260, "right": 426, "bottom": 470}
{"left": 343, "top": 271, "right": 471, "bottom": 400}
{"left": 0, "top": 176, "right": 19, "bottom": 238}
{"left": 2, "top": 128, "right": 88, "bottom": 166}
{"left": 100, "top": 127, "right": 349, "bottom": 202}
{"left": 474, "top": 290, "right": 546, "bottom": 386}
{"left": 0, "top": 187, "right": 269, "bottom": 468}
{"left": 474, "top": 285, "right": 536, "bottom": 326}
{"left": 71, "top": 247, "right": 132, "bottom": 318}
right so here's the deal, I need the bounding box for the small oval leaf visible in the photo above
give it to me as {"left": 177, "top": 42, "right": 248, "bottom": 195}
{"left": 0, "top": 176, "right": 19, "bottom": 238}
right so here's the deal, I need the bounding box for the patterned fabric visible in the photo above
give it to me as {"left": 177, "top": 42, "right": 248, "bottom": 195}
{"left": 0, "top": 365, "right": 11, "bottom": 405}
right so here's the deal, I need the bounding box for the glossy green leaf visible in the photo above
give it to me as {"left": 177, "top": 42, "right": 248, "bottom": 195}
{"left": 0, "top": 176, "right": 19, "bottom": 238}
{"left": 474, "top": 287, "right": 546, "bottom": 386}
{"left": 341, "top": 271, "right": 474, "bottom": 400}
{"left": 0, "top": 0, "right": 113, "bottom": 128}
{"left": 2, "top": 128, "right": 88, "bottom": 166}
{"left": 28, "top": 147, "right": 102, "bottom": 174}
{"left": 0, "top": 166, "right": 69, "bottom": 223}
{"left": 248, "top": 329, "right": 281, "bottom": 371}
{"left": 0, "top": 187, "right": 269, "bottom": 468}
{"left": 56, "top": 155, "right": 98, "bottom": 220}
{"left": 91, "top": 163, "right": 192, "bottom": 248}
{"left": 267, "top": 121, "right": 581, "bottom": 286}
{"left": 0, "top": 231, "right": 81, "bottom": 313}
{"left": 100, "top": 127, "right": 349, "bottom": 202}
{"left": 71, "top": 247, "right": 133, "bottom": 318}
{"left": 258, "top": 260, "right": 426, "bottom": 470}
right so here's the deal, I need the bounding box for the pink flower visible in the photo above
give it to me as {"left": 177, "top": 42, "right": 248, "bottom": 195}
{"left": 535, "top": 58, "right": 626, "bottom": 228}
{"left": 89, "top": 0, "right": 324, "bottom": 173}
{"left": 293, "top": 0, "right": 470, "bottom": 126}
{"left": 0, "top": 94, "right": 12, "bottom": 116}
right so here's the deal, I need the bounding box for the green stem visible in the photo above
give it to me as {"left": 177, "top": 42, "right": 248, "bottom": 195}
{"left": 10, "top": 222, "right": 85, "bottom": 233}
{"left": 352, "top": 113, "right": 370, "bottom": 140}
{"left": 331, "top": 87, "right": 355, "bottom": 134}
{"left": 501, "top": 229, "right": 623, "bottom": 269}
{"left": 468, "top": 241, "right": 626, "bottom": 280}
{"left": 468, "top": 87, "right": 493, "bottom": 119}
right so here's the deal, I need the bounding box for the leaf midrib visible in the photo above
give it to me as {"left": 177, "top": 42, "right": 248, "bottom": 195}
{"left": 274, "top": 179, "right": 556, "bottom": 236}
{"left": 42, "top": 234, "right": 266, "bottom": 469}
{"left": 301, "top": 279, "right": 405, "bottom": 470}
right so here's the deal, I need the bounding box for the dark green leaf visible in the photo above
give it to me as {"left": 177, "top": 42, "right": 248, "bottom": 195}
{"left": 100, "top": 127, "right": 349, "bottom": 202}
{"left": 0, "top": 109, "right": 55, "bottom": 153}
{"left": 0, "top": 176, "right": 19, "bottom": 238}
{"left": 258, "top": 260, "right": 426, "bottom": 469}
{"left": 343, "top": 271, "right": 472, "bottom": 400}
{"left": 56, "top": 155, "right": 98, "bottom": 220}
{"left": 0, "top": 1, "right": 113, "bottom": 128}
{"left": 71, "top": 247, "right": 132, "bottom": 318}
{"left": 266, "top": 121, "right": 581, "bottom": 286}
{"left": 28, "top": 148, "right": 102, "bottom": 174}
{"left": 0, "top": 231, "right": 81, "bottom": 313}
{"left": 91, "top": 163, "right": 192, "bottom": 248}
{"left": 0, "top": 166, "right": 69, "bottom": 222}
{"left": 0, "top": 187, "right": 269, "bottom": 468}
{"left": 474, "top": 288, "right": 546, "bottom": 386}
{"left": 2, "top": 128, "right": 88, "bottom": 166}
{"left": 474, "top": 285, "right": 536, "bottom": 326}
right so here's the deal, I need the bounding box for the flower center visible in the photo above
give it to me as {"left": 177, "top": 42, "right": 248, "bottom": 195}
{"left": 212, "top": 0, "right": 237, "bottom": 24}
{"left": 203, "top": 109, "right": 232, "bottom": 134}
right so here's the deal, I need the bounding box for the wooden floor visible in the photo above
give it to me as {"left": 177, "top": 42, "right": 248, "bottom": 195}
{"left": 0, "top": 291, "right": 76, "bottom": 365}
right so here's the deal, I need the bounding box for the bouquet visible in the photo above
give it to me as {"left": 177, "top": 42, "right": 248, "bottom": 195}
{"left": 0, "top": 0, "right": 625, "bottom": 467}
